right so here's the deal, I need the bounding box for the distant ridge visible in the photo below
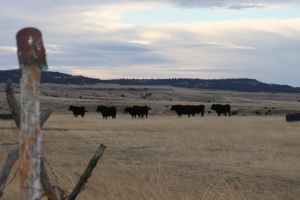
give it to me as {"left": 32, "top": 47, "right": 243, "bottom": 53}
{"left": 1, "top": 69, "right": 300, "bottom": 93}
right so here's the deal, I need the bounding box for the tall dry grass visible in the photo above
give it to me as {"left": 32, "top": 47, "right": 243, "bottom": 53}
{"left": 1, "top": 113, "right": 300, "bottom": 199}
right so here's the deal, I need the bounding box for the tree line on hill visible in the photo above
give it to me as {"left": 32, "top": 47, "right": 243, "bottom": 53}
{"left": 1, "top": 69, "right": 300, "bottom": 93}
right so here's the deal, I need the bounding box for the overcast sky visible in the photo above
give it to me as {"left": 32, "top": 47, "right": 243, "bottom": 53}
{"left": 1, "top": 0, "right": 300, "bottom": 86}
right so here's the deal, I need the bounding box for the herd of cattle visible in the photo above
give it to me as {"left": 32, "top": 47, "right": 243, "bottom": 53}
{"left": 69, "top": 104, "right": 231, "bottom": 119}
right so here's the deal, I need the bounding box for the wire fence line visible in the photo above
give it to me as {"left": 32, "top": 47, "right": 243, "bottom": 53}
{"left": 2, "top": 143, "right": 299, "bottom": 174}
{"left": 7, "top": 168, "right": 19, "bottom": 186}
{"left": 160, "top": 159, "right": 300, "bottom": 174}
{"left": 42, "top": 153, "right": 59, "bottom": 186}
{"left": 0, "top": 142, "right": 19, "bottom": 147}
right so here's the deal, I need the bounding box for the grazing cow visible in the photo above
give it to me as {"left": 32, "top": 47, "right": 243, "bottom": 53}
{"left": 192, "top": 105, "right": 205, "bottom": 117}
{"left": 211, "top": 104, "right": 231, "bottom": 116}
{"left": 124, "top": 106, "right": 151, "bottom": 119}
{"left": 171, "top": 105, "right": 191, "bottom": 118}
{"left": 286, "top": 113, "right": 300, "bottom": 122}
{"left": 69, "top": 105, "right": 86, "bottom": 117}
{"left": 96, "top": 105, "right": 117, "bottom": 119}
{"left": 171, "top": 105, "right": 205, "bottom": 118}
{"left": 124, "top": 107, "right": 136, "bottom": 118}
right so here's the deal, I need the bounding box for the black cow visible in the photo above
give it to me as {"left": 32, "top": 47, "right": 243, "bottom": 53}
{"left": 286, "top": 113, "right": 300, "bottom": 122}
{"left": 171, "top": 105, "right": 191, "bottom": 118}
{"left": 124, "top": 106, "right": 151, "bottom": 119}
{"left": 96, "top": 105, "right": 117, "bottom": 119}
{"left": 171, "top": 105, "right": 205, "bottom": 118}
{"left": 69, "top": 105, "right": 86, "bottom": 117}
{"left": 211, "top": 104, "right": 231, "bottom": 116}
{"left": 192, "top": 105, "right": 205, "bottom": 117}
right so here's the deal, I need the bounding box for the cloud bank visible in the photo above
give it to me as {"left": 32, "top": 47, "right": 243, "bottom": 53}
{"left": 0, "top": 0, "right": 300, "bottom": 86}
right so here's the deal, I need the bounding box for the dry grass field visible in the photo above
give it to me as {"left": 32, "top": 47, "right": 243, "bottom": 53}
{"left": 1, "top": 83, "right": 300, "bottom": 199}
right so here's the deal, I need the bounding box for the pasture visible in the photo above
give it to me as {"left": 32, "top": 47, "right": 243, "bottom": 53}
{"left": 1, "top": 83, "right": 300, "bottom": 199}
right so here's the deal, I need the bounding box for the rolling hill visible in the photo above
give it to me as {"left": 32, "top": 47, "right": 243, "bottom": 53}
{"left": 1, "top": 69, "right": 300, "bottom": 93}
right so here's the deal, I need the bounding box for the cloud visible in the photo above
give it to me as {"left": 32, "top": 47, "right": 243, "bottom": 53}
{"left": 227, "top": 4, "right": 262, "bottom": 10}
{"left": 177, "top": 42, "right": 255, "bottom": 50}
{"left": 47, "top": 40, "right": 171, "bottom": 68}
{"left": 167, "top": 0, "right": 300, "bottom": 9}
{"left": 1, "top": 1, "right": 300, "bottom": 86}
{"left": 0, "top": 46, "right": 16, "bottom": 53}
{"left": 133, "top": 19, "right": 300, "bottom": 83}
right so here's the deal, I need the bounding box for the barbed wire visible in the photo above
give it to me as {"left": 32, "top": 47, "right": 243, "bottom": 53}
{"left": 0, "top": 142, "right": 18, "bottom": 147}
{"left": 165, "top": 160, "right": 300, "bottom": 174}
{"left": 42, "top": 153, "right": 59, "bottom": 186}
{"left": 217, "top": 161, "right": 300, "bottom": 173}
{"left": 7, "top": 168, "right": 19, "bottom": 185}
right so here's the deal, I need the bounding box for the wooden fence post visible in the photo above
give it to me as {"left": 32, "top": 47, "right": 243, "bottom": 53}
{"left": 67, "top": 144, "right": 107, "bottom": 200}
{"left": 0, "top": 149, "right": 19, "bottom": 198}
{"left": 3, "top": 79, "right": 57, "bottom": 199}
{"left": 40, "top": 158, "right": 58, "bottom": 200}
{"left": 5, "top": 79, "right": 20, "bottom": 129}
{"left": 16, "top": 27, "right": 48, "bottom": 200}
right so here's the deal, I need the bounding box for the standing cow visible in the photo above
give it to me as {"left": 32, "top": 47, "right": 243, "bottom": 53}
{"left": 171, "top": 105, "right": 205, "bottom": 118}
{"left": 124, "top": 106, "right": 150, "bottom": 119}
{"left": 69, "top": 105, "right": 86, "bottom": 117}
{"left": 211, "top": 104, "right": 231, "bottom": 116}
{"left": 171, "top": 105, "right": 191, "bottom": 118}
{"left": 191, "top": 105, "right": 205, "bottom": 117}
{"left": 96, "top": 105, "right": 117, "bottom": 119}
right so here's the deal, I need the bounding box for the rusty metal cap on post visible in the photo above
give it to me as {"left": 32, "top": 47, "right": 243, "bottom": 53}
{"left": 16, "top": 27, "right": 48, "bottom": 71}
